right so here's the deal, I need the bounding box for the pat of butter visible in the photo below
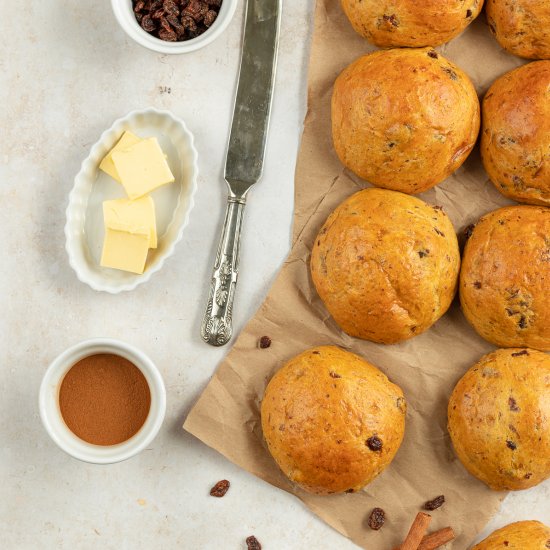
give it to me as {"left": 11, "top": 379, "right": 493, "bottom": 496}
{"left": 100, "top": 228, "right": 150, "bottom": 275}
{"left": 103, "top": 196, "right": 157, "bottom": 249}
{"left": 99, "top": 131, "right": 142, "bottom": 183}
{"left": 112, "top": 137, "right": 174, "bottom": 200}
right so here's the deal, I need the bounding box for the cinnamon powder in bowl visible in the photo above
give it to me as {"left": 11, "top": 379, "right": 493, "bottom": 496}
{"left": 39, "top": 338, "right": 166, "bottom": 464}
{"left": 59, "top": 354, "right": 151, "bottom": 446}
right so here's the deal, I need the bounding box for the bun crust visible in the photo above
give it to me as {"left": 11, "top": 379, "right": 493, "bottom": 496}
{"left": 472, "top": 520, "right": 550, "bottom": 549}
{"left": 481, "top": 61, "right": 550, "bottom": 206}
{"left": 331, "top": 48, "right": 480, "bottom": 194}
{"left": 448, "top": 348, "right": 550, "bottom": 491}
{"left": 311, "top": 188, "right": 460, "bottom": 344}
{"left": 460, "top": 205, "right": 550, "bottom": 350}
{"left": 261, "top": 346, "right": 406, "bottom": 495}
{"left": 486, "top": 0, "right": 550, "bottom": 59}
{"left": 341, "top": 0, "right": 483, "bottom": 48}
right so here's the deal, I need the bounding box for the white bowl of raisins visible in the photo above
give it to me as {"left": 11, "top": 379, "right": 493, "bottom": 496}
{"left": 112, "top": 0, "right": 238, "bottom": 54}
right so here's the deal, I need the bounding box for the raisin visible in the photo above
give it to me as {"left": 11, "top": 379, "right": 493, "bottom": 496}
{"left": 164, "top": 0, "right": 180, "bottom": 15}
{"left": 141, "top": 15, "right": 156, "bottom": 31}
{"left": 508, "top": 397, "right": 520, "bottom": 412}
{"left": 434, "top": 228, "right": 445, "bottom": 237}
{"left": 382, "top": 14, "right": 399, "bottom": 27}
{"left": 205, "top": 0, "right": 222, "bottom": 5}
{"left": 210, "top": 479, "right": 230, "bottom": 497}
{"left": 329, "top": 371, "right": 341, "bottom": 378}
{"left": 345, "top": 488, "right": 354, "bottom": 493}
{"left": 183, "top": 0, "right": 208, "bottom": 21}
{"left": 134, "top": 0, "right": 146, "bottom": 11}
{"left": 463, "top": 224, "right": 475, "bottom": 239}
{"left": 466, "top": 9, "right": 472, "bottom": 17}
{"left": 418, "top": 249, "right": 430, "bottom": 258}
{"left": 246, "top": 536, "right": 262, "bottom": 550}
{"left": 511, "top": 350, "right": 528, "bottom": 357}
{"left": 204, "top": 9, "right": 218, "bottom": 27}
{"left": 159, "top": 27, "right": 177, "bottom": 40}
{"left": 259, "top": 336, "right": 271, "bottom": 349}
{"left": 525, "top": 473, "right": 533, "bottom": 479}
{"left": 152, "top": 8, "right": 165, "bottom": 18}
{"left": 506, "top": 440, "right": 517, "bottom": 450}
{"left": 427, "top": 50, "right": 438, "bottom": 59}
{"left": 442, "top": 67, "right": 458, "bottom": 80}
{"left": 424, "top": 495, "right": 445, "bottom": 510}
{"left": 368, "top": 508, "right": 385, "bottom": 530}
{"left": 366, "top": 436, "right": 383, "bottom": 452}
{"left": 473, "top": 281, "right": 482, "bottom": 289}
{"left": 518, "top": 315, "right": 527, "bottom": 329}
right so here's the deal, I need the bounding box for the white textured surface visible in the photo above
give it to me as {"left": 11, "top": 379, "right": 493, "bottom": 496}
{"left": 0, "top": 2, "right": 548, "bottom": 549}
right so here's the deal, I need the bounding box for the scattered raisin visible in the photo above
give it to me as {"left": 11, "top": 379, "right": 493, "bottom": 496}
{"left": 329, "top": 371, "right": 341, "bottom": 379}
{"left": 366, "top": 436, "right": 383, "bottom": 452}
{"left": 508, "top": 397, "right": 520, "bottom": 412}
{"left": 368, "top": 508, "right": 386, "bottom": 530}
{"left": 424, "top": 495, "right": 445, "bottom": 510}
{"left": 506, "top": 440, "right": 517, "bottom": 450}
{"left": 259, "top": 336, "right": 271, "bottom": 349}
{"left": 246, "top": 536, "right": 262, "bottom": 550}
{"left": 511, "top": 349, "right": 529, "bottom": 357}
{"left": 210, "top": 479, "right": 230, "bottom": 497}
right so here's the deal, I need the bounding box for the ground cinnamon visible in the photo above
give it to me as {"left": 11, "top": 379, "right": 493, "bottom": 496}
{"left": 59, "top": 353, "right": 151, "bottom": 446}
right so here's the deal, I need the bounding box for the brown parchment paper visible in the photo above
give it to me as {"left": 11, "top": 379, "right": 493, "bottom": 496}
{"left": 184, "top": 1, "right": 530, "bottom": 548}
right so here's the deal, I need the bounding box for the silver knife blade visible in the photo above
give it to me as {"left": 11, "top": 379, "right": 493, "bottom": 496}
{"left": 224, "top": 0, "right": 282, "bottom": 190}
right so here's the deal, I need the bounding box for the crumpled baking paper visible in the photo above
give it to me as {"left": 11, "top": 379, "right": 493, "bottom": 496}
{"left": 184, "top": 1, "right": 527, "bottom": 547}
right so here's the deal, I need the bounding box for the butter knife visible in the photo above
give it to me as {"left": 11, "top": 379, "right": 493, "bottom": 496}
{"left": 200, "top": 0, "right": 282, "bottom": 346}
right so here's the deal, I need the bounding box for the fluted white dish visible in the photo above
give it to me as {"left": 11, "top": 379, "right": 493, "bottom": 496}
{"left": 65, "top": 108, "right": 198, "bottom": 293}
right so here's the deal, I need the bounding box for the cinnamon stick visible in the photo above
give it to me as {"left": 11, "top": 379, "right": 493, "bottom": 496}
{"left": 393, "top": 527, "right": 455, "bottom": 550}
{"left": 400, "top": 512, "right": 432, "bottom": 550}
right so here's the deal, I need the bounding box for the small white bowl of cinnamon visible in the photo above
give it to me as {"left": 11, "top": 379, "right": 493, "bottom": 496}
{"left": 39, "top": 338, "right": 166, "bottom": 464}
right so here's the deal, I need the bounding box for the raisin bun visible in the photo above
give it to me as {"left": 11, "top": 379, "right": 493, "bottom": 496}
{"left": 261, "top": 346, "right": 406, "bottom": 495}
{"left": 487, "top": 0, "right": 550, "bottom": 59}
{"left": 331, "top": 48, "right": 480, "bottom": 194}
{"left": 341, "top": 0, "right": 483, "bottom": 48}
{"left": 448, "top": 348, "right": 550, "bottom": 491}
{"left": 481, "top": 61, "right": 550, "bottom": 206}
{"left": 472, "top": 521, "right": 550, "bottom": 549}
{"left": 460, "top": 205, "right": 550, "bottom": 350}
{"left": 310, "top": 188, "right": 460, "bottom": 344}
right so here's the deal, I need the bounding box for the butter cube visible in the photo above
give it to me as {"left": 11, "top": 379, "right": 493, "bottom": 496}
{"left": 103, "top": 196, "right": 157, "bottom": 249}
{"left": 99, "top": 131, "right": 142, "bottom": 182}
{"left": 112, "top": 138, "right": 174, "bottom": 200}
{"left": 100, "top": 228, "right": 150, "bottom": 274}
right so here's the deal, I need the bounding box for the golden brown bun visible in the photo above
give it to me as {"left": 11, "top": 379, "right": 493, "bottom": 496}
{"left": 460, "top": 205, "right": 550, "bottom": 350}
{"left": 487, "top": 0, "right": 550, "bottom": 59}
{"left": 481, "top": 62, "right": 550, "bottom": 206}
{"left": 472, "top": 520, "right": 550, "bottom": 549}
{"left": 341, "top": 0, "right": 483, "bottom": 48}
{"left": 310, "top": 189, "right": 460, "bottom": 344}
{"left": 261, "top": 346, "right": 406, "bottom": 495}
{"left": 448, "top": 348, "right": 550, "bottom": 491}
{"left": 331, "top": 48, "right": 480, "bottom": 194}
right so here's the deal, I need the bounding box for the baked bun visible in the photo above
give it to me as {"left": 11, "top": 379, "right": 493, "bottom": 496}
{"left": 481, "top": 61, "right": 550, "bottom": 206}
{"left": 310, "top": 188, "right": 460, "bottom": 344}
{"left": 472, "top": 521, "right": 550, "bottom": 549}
{"left": 261, "top": 346, "right": 406, "bottom": 495}
{"left": 460, "top": 205, "right": 550, "bottom": 350}
{"left": 487, "top": 0, "right": 550, "bottom": 59}
{"left": 341, "top": 0, "right": 483, "bottom": 48}
{"left": 331, "top": 48, "right": 480, "bottom": 194}
{"left": 448, "top": 348, "right": 550, "bottom": 491}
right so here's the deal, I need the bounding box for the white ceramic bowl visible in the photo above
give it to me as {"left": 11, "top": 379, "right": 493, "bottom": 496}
{"left": 111, "top": 0, "right": 238, "bottom": 54}
{"left": 65, "top": 108, "right": 198, "bottom": 293}
{"left": 39, "top": 338, "right": 166, "bottom": 464}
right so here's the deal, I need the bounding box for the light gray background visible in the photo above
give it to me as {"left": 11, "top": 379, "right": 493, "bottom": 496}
{"left": 1, "top": 1, "right": 548, "bottom": 548}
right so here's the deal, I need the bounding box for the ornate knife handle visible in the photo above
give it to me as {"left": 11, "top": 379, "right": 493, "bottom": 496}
{"left": 201, "top": 195, "right": 246, "bottom": 346}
